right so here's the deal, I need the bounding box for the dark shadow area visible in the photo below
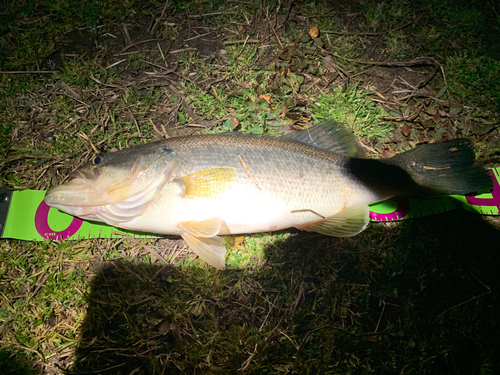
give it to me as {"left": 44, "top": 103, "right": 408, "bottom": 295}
{"left": 68, "top": 208, "right": 500, "bottom": 374}
{"left": 0, "top": 349, "right": 38, "bottom": 375}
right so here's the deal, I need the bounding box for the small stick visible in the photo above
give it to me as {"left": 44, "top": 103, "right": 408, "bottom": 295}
{"left": 77, "top": 132, "right": 99, "bottom": 153}
{"left": 122, "top": 98, "right": 142, "bottom": 136}
{"left": 2, "top": 70, "right": 58, "bottom": 74}
{"left": 185, "top": 30, "right": 216, "bottom": 41}
{"left": 119, "top": 38, "right": 159, "bottom": 53}
{"left": 157, "top": 42, "right": 168, "bottom": 70}
{"left": 164, "top": 86, "right": 211, "bottom": 128}
{"left": 238, "top": 155, "right": 261, "bottom": 190}
{"left": 322, "top": 49, "right": 439, "bottom": 68}
{"left": 105, "top": 59, "right": 127, "bottom": 69}
{"left": 169, "top": 47, "right": 197, "bottom": 54}
{"left": 223, "top": 39, "right": 260, "bottom": 45}
{"left": 236, "top": 35, "right": 251, "bottom": 58}
{"left": 290, "top": 209, "right": 325, "bottom": 219}
{"left": 150, "top": 0, "right": 170, "bottom": 33}
{"left": 323, "top": 21, "right": 412, "bottom": 36}
{"left": 188, "top": 8, "right": 238, "bottom": 19}
{"left": 113, "top": 231, "right": 169, "bottom": 265}
{"left": 264, "top": 6, "right": 284, "bottom": 49}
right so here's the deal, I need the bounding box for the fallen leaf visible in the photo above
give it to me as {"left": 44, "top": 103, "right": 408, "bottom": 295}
{"left": 401, "top": 124, "right": 411, "bottom": 137}
{"left": 281, "top": 67, "right": 291, "bottom": 77}
{"left": 324, "top": 55, "right": 337, "bottom": 73}
{"left": 158, "top": 321, "right": 171, "bottom": 335}
{"left": 230, "top": 117, "right": 240, "bottom": 130}
{"left": 258, "top": 95, "right": 273, "bottom": 104}
{"left": 449, "top": 104, "right": 462, "bottom": 116}
{"left": 436, "top": 85, "right": 448, "bottom": 99}
{"left": 309, "top": 24, "right": 319, "bottom": 39}
{"left": 424, "top": 107, "right": 437, "bottom": 116}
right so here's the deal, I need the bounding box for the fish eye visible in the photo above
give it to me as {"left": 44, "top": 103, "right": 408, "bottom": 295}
{"left": 93, "top": 156, "right": 103, "bottom": 165}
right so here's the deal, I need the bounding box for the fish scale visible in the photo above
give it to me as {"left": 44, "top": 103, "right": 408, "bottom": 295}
{"left": 165, "top": 133, "right": 372, "bottom": 209}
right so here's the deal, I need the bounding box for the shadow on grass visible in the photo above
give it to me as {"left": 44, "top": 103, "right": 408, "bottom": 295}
{"left": 69, "top": 210, "right": 500, "bottom": 374}
{"left": 0, "top": 349, "right": 38, "bottom": 375}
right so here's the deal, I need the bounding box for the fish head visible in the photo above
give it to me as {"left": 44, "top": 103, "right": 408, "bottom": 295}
{"left": 45, "top": 143, "right": 178, "bottom": 219}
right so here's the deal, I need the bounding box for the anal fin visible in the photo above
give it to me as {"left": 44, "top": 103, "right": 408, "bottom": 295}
{"left": 295, "top": 204, "right": 370, "bottom": 237}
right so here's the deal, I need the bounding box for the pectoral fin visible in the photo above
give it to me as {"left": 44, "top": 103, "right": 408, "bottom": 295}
{"left": 296, "top": 204, "right": 370, "bottom": 237}
{"left": 177, "top": 167, "right": 237, "bottom": 199}
{"left": 178, "top": 217, "right": 226, "bottom": 269}
{"left": 181, "top": 233, "right": 227, "bottom": 269}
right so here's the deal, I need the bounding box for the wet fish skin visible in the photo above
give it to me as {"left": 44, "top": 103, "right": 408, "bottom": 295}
{"left": 45, "top": 120, "right": 493, "bottom": 269}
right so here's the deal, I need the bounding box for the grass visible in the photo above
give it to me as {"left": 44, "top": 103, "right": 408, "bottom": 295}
{"left": 1, "top": 0, "right": 500, "bottom": 374}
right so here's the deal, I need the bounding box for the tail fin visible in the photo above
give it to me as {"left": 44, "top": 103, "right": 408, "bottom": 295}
{"left": 386, "top": 139, "right": 493, "bottom": 195}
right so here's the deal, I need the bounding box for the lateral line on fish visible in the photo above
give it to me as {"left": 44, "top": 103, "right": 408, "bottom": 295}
{"left": 290, "top": 209, "right": 326, "bottom": 219}
{"left": 238, "top": 155, "right": 261, "bottom": 191}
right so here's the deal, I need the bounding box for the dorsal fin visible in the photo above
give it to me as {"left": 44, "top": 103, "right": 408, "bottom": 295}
{"left": 282, "top": 119, "right": 365, "bottom": 158}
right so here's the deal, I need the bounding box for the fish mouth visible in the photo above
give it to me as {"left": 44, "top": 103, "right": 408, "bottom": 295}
{"left": 44, "top": 168, "right": 100, "bottom": 207}
{"left": 45, "top": 182, "right": 96, "bottom": 207}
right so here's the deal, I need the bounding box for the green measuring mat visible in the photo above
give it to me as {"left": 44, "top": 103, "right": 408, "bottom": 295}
{"left": 1, "top": 167, "right": 499, "bottom": 241}
{"left": 0, "top": 189, "right": 158, "bottom": 241}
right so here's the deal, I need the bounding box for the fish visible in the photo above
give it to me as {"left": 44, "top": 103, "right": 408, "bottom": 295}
{"left": 45, "top": 120, "right": 493, "bottom": 269}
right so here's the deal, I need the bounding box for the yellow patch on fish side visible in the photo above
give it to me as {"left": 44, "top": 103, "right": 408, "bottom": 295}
{"left": 177, "top": 167, "right": 237, "bottom": 199}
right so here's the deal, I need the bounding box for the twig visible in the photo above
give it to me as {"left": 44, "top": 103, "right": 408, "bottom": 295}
{"left": 90, "top": 73, "right": 130, "bottom": 90}
{"left": 238, "top": 155, "right": 261, "bottom": 190}
{"left": 157, "top": 43, "right": 168, "bottom": 71}
{"left": 276, "top": 0, "right": 294, "bottom": 32}
{"left": 150, "top": 0, "right": 170, "bottom": 33}
{"left": 141, "top": 59, "right": 175, "bottom": 74}
{"left": 259, "top": 292, "right": 281, "bottom": 332}
{"left": 60, "top": 81, "right": 87, "bottom": 105}
{"left": 434, "top": 273, "right": 491, "bottom": 322}
{"left": 188, "top": 8, "right": 238, "bottom": 18}
{"left": 224, "top": 38, "right": 260, "bottom": 45}
{"left": 264, "top": 5, "right": 284, "bottom": 49}
{"left": 323, "top": 21, "right": 411, "bottom": 36}
{"left": 119, "top": 38, "right": 159, "bottom": 53}
{"left": 236, "top": 35, "right": 250, "bottom": 58}
{"left": 1, "top": 70, "right": 58, "bottom": 74}
{"left": 324, "top": 49, "right": 439, "bottom": 68}
{"left": 121, "top": 23, "right": 132, "bottom": 46}
{"left": 374, "top": 300, "right": 386, "bottom": 332}
{"left": 77, "top": 132, "right": 99, "bottom": 153}
{"left": 164, "top": 85, "right": 212, "bottom": 128}
{"left": 114, "top": 232, "right": 169, "bottom": 265}
{"left": 238, "top": 344, "right": 258, "bottom": 371}
{"left": 0, "top": 154, "right": 69, "bottom": 166}
{"left": 105, "top": 59, "right": 127, "bottom": 69}
{"left": 290, "top": 209, "right": 325, "bottom": 219}
{"left": 169, "top": 47, "right": 198, "bottom": 54}
{"left": 122, "top": 98, "right": 142, "bottom": 137}
{"left": 185, "top": 30, "right": 217, "bottom": 41}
